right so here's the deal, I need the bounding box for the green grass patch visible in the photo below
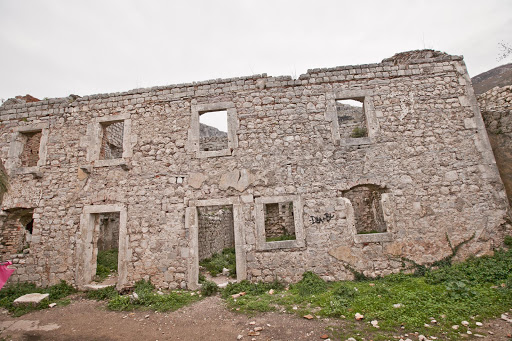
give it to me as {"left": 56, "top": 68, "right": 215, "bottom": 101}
{"left": 265, "top": 234, "right": 296, "bottom": 242}
{"left": 199, "top": 247, "right": 236, "bottom": 277}
{"left": 222, "top": 248, "right": 512, "bottom": 340}
{"left": 95, "top": 249, "right": 118, "bottom": 281}
{"left": 86, "top": 280, "right": 202, "bottom": 312}
{"left": 85, "top": 286, "right": 119, "bottom": 301}
{"left": 0, "top": 280, "right": 76, "bottom": 317}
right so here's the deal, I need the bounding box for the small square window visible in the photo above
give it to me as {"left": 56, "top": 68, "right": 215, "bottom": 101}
{"left": 255, "top": 195, "right": 305, "bottom": 251}
{"left": 264, "top": 202, "right": 296, "bottom": 242}
{"left": 20, "top": 131, "right": 42, "bottom": 167}
{"left": 87, "top": 114, "right": 132, "bottom": 167}
{"left": 100, "top": 121, "right": 124, "bottom": 160}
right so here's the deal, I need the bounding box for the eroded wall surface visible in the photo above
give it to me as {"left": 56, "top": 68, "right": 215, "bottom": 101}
{"left": 478, "top": 85, "right": 512, "bottom": 207}
{"left": 0, "top": 50, "right": 509, "bottom": 288}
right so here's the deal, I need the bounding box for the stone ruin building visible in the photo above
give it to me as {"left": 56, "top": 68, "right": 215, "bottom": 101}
{"left": 0, "top": 50, "right": 510, "bottom": 290}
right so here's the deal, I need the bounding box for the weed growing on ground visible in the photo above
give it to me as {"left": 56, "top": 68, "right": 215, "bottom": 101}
{"left": 86, "top": 286, "right": 119, "bottom": 301}
{"left": 106, "top": 280, "right": 201, "bottom": 312}
{"left": 291, "top": 271, "right": 327, "bottom": 296}
{"left": 0, "top": 280, "right": 76, "bottom": 316}
{"left": 223, "top": 247, "right": 512, "bottom": 340}
{"left": 95, "top": 249, "right": 118, "bottom": 281}
{"left": 198, "top": 276, "right": 218, "bottom": 297}
{"left": 199, "top": 247, "right": 236, "bottom": 277}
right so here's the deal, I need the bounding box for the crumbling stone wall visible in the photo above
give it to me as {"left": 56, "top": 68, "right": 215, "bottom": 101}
{"left": 0, "top": 50, "right": 509, "bottom": 288}
{"left": 197, "top": 205, "right": 234, "bottom": 260}
{"left": 478, "top": 85, "right": 512, "bottom": 206}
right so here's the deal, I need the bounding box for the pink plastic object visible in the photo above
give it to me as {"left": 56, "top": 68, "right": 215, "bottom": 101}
{"left": 0, "top": 261, "right": 15, "bottom": 290}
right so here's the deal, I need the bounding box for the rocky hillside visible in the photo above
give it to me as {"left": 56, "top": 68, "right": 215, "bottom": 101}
{"left": 471, "top": 63, "right": 512, "bottom": 95}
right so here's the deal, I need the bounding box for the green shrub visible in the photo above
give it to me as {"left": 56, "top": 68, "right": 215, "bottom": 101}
{"left": 292, "top": 271, "right": 327, "bottom": 296}
{"left": 0, "top": 281, "right": 76, "bottom": 317}
{"left": 222, "top": 280, "right": 283, "bottom": 298}
{"left": 266, "top": 234, "right": 296, "bottom": 242}
{"left": 200, "top": 280, "right": 218, "bottom": 297}
{"left": 350, "top": 126, "right": 367, "bottom": 138}
{"left": 444, "top": 280, "right": 477, "bottom": 301}
{"left": 86, "top": 286, "right": 119, "bottom": 301}
{"left": 96, "top": 249, "right": 118, "bottom": 281}
{"left": 106, "top": 279, "right": 201, "bottom": 312}
{"left": 426, "top": 248, "right": 512, "bottom": 285}
{"left": 199, "top": 247, "right": 236, "bottom": 277}
{"left": 504, "top": 235, "right": 512, "bottom": 247}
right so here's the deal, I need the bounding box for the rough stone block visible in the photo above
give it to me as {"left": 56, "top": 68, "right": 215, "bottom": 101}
{"left": 13, "top": 293, "right": 49, "bottom": 306}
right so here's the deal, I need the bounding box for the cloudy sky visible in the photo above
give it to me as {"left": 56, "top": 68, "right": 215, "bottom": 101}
{"left": 0, "top": 0, "right": 511, "bottom": 102}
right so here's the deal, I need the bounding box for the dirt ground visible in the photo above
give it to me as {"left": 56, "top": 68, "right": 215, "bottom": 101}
{"left": 0, "top": 295, "right": 510, "bottom": 341}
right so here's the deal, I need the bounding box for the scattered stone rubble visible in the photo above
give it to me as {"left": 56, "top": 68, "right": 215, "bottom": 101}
{"left": 0, "top": 49, "right": 510, "bottom": 291}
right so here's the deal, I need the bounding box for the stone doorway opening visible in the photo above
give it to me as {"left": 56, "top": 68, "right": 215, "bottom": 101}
{"left": 197, "top": 205, "right": 236, "bottom": 287}
{"left": 77, "top": 205, "right": 128, "bottom": 290}
{"left": 186, "top": 198, "right": 246, "bottom": 290}
{"left": 93, "top": 212, "right": 120, "bottom": 286}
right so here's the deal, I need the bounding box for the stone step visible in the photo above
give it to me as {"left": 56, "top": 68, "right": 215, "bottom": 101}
{"left": 83, "top": 284, "right": 115, "bottom": 291}
{"left": 13, "top": 293, "right": 49, "bottom": 306}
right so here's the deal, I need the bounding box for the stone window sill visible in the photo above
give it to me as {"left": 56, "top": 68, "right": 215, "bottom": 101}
{"left": 16, "top": 166, "right": 43, "bottom": 178}
{"left": 195, "top": 149, "right": 232, "bottom": 159}
{"left": 354, "top": 232, "right": 392, "bottom": 243}
{"left": 340, "top": 137, "right": 372, "bottom": 146}
{"left": 258, "top": 239, "right": 305, "bottom": 251}
{"left": 92, "top": 159, "right": 131, "bottom": 169}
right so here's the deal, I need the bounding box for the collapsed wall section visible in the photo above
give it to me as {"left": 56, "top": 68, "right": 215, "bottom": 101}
{"left": 0, "top": 50, "right": 509, "bottom": 289}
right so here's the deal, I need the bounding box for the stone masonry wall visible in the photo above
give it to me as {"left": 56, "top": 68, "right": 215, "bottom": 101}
{"left": 0, "top": 50, "right": 509, "bottom": 288}
{"left": 478, "top": 85, "right": 512, "bottom": 206}
{"left": 197, "top": 205, "right": 234, "bottom": 260}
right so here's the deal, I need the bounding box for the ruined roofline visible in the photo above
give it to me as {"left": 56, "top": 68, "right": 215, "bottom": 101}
{"left": 0, "top": 49, "right": 463, "bottom": 112}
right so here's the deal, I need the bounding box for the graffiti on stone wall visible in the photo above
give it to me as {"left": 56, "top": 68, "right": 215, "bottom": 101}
{"left": 309, "top": 213, "right": 334, "bottom": 224}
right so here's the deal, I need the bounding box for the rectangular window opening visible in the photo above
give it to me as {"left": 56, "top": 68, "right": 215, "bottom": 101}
{"left": 197, "top": 205, "right": 236, "bottom": 281}
{"left": 199, "top": 110, "right": 228, "bottom": 152}
{"left": 93, "top": 212, "right": 120, "bottom": 285}
{"left": 336, "top": 98, "right": 368, "bottom": 139}
{"left": 20, "top": 131, "right": 42, "bottom": 167}
{"left": 264, "top": 202, "right": 296, "bottom": 242}
{"left": 100, "top": 121, "right": 124, "bottom": 160}
{"left": 344, "top": 185, "right": 387, "bottom": 234}
{"left": 0, "top": 208, "right": 34, "bottom": 255}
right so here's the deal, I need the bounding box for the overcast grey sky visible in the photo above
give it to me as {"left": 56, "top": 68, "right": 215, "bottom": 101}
{"left": 0, "top": 0, "right": 511, "bottom": 102}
